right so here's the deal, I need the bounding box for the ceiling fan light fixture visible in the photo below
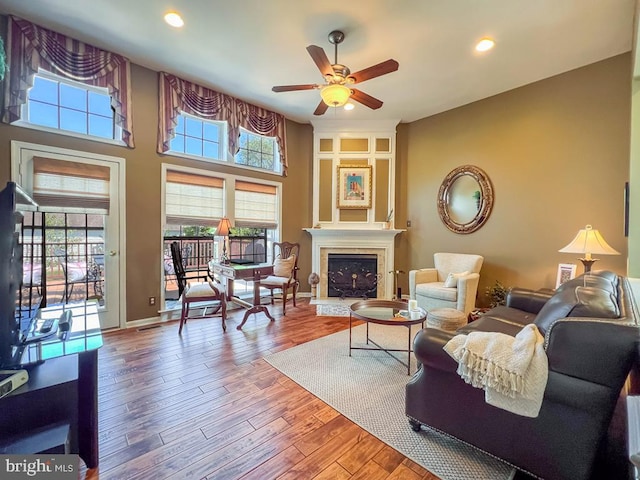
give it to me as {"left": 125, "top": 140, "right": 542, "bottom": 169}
{"left": 320, "top": 84, "right": 351, "bottom": 107}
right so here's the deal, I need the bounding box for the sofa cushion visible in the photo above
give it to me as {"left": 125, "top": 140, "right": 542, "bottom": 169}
{"left": 415, "top": 282, "right": 457, "bottom": 301}
{"left": 535, "top": 285, "right": 620, "bottom": 334}
{"left": 443, "top": 270, "right": 469, "bottom": 288}
{"left": 589, "top": 270, "right": 619, "bottom": 289}
{"left": 480, "top": 305, "right": 536, "bottom": 327}
{"left": 534, "top": 287, "right": 581, "bottom": 335}
{"left": 457, "top": 314, "right": 525, "bottom": 337}
{"left": 569, "top": 286, "right": 619, "bottom": 318}
{"left": 556, "top": 274, "right": 616, "bottom": 295}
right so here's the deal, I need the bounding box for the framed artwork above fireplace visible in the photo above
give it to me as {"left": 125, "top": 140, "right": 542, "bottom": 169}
{"left": 337, "top": 165, "right": 372, "bottom": 209}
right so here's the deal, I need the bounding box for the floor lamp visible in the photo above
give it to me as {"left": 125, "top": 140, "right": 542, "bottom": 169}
{"left": 216, "top": 217, "right": 232, "bottom": 264}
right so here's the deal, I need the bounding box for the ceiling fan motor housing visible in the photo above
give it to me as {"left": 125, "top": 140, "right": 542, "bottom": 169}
{"left": 327, "top": 64, "right": 351, "bottom": 83}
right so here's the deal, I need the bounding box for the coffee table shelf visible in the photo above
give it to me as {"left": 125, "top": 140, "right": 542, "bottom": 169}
{"left": 349, "top": 300, "right": 426, "bottom": 375}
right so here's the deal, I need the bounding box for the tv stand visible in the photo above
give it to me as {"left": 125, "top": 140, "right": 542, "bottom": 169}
{"left": 0, "top": 301, "right": 102, "bottom": 469}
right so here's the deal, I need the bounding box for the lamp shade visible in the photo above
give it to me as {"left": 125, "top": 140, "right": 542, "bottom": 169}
{"left": 215, "top": 217, "right": 232, "bottom": 237}
{"left": 320, "top": 84, "right": 351, "bottom": 107}
{"left": 558, "top": 224, "right": 620, "bottom": 260}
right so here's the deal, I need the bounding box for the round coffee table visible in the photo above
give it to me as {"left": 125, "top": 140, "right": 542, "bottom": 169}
{"left": 349, "top": 300, "right": 427, "bottom": 375}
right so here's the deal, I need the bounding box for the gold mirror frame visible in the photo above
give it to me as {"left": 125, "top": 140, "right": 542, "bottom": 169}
{"left": 437, "top": 165, "right": 494, "bottom": 234}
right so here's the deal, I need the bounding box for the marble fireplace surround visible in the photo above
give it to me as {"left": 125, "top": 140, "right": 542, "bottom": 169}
{"left": 304, "top": 228, "right": 403, "bottom": 300}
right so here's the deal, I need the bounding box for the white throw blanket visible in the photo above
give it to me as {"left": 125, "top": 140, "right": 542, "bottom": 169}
{"left": 443, "top": 324, "right": 548, "bottom": 418}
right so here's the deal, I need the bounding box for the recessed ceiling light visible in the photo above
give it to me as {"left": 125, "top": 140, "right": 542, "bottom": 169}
{"left": 164, "top": 11, "right": 184, "bottom": 28}
{"left": 344, "top": 102, "right": 355, "bottom": 111}
{"left": 475, "top": 38, "right": 495, "bottom": 52}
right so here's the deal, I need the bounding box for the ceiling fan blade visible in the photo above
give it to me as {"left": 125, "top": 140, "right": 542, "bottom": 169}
{"left": 306, "top": 45, "right": 334, "bottom": 78}
{"left": 350, "top": 89, "right": 383, "bottom": 110}
{"left": 348, "top": 59, "right": 399, "bottom": 84}
{"left": 272, "top": 84, "right": 318, "bottom": 92}
{"left": 313, "top": 100, "right": 329, "bottom": 116}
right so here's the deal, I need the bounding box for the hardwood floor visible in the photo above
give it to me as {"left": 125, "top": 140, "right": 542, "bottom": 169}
{"left": 82, "top": 298, "right": 440, "bottom": 480}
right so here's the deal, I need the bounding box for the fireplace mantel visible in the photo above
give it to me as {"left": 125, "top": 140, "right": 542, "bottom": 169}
{"left": 303, "top": 227, "right": 404, "bottom": 299}
{"left": 303, "top": 228, "right": 404, "bottom": 238}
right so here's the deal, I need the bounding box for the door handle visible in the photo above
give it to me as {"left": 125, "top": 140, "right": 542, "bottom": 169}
{"left": 108, "top": 250, "right": 117, "bottom": 256}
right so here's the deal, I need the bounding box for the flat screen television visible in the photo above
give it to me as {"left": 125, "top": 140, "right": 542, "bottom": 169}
{"left": 0, "top": 181, "right": 43, "bottom": 368}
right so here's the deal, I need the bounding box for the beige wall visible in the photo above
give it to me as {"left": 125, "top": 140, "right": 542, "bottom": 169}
{"left": 0, "top": 53, "right": 631, "bottom": 317}
{"left": 0, "top": 63, "right": 314, "bottom": 322}
{"left": 397, "top": 54, "right": 631, "bottom": 305}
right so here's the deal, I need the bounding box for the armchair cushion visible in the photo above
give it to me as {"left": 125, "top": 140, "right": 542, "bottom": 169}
{"left": 273, "top": 254, "right": 296, "bottom": 278}
{"left": 415, "top": 282, "right": 457, "bottom": 302}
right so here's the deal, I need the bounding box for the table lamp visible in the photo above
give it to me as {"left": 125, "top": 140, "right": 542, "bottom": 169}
{"left": 558, "top": 224, "right": 620, "bottom": 273}
{"left": 215, "top": 217, "right": 232, "bottom": 264}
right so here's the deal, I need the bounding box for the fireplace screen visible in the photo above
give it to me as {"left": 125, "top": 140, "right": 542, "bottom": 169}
{"left": 327, "top": 253, "right": 379, "bottom": 299}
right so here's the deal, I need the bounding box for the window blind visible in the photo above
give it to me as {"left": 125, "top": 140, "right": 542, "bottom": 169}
{"left": 234, "top": 180, "right": 278, "bottom": 229}
{"left": 165, "top": 170, "right": 224, "bottom": 227}
{"left": 33, "top": 156, "right": 110, "bottom": 213}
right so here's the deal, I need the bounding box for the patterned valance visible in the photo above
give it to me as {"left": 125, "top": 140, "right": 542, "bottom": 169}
{"left": 158, "top": 73, "right": 233, "bottom": 153}
{"left": 1, "top": 16, "right": 134, "bottom": 147}
{"left": 158, "top": 72, "right": 288, "bottom": 176}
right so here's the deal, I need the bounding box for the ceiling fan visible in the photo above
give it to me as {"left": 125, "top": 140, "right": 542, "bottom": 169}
{"left": 272, "top": 30, "right": 399, "bottom": 116}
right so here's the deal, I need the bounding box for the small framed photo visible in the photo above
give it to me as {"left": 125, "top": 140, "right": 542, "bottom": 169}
{"left": 556, "top": 263, "right": 577, "bottom": 289}
{"left": 337, "top": 165, "right": 372, "bottom": 209}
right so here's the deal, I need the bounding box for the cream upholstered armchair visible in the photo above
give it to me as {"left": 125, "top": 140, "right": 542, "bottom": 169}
{"left": 409, "top": 252, "right": 484, "bottom": 315}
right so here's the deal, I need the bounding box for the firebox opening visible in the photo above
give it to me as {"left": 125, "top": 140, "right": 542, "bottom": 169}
{"left": 327, "top": 253, "right": 378, "bottom": 299}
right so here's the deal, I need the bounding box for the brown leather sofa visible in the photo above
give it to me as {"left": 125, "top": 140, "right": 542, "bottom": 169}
{"left": 406, "top": 271, "right": 639, "bottom": 480}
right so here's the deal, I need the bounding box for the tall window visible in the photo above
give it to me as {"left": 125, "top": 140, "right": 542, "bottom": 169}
{"left": 163, "top": 170, "right": 225, "bottom": 300}
{"left": 235, "top": 128, "right": 280, "bottom": 172}
{"left": 169, "top": 114, "right": 225, "bottom": 160}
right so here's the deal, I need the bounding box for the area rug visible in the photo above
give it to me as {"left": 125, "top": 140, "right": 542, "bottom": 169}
{"left": 264, "top": 323, "right": 512, "bottom": 480}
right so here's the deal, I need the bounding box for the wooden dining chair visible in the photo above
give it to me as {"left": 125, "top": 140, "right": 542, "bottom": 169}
{"left": 260, "top": 241, "right": 300, "bottom": 315}
{"left": 170, "top": 241, "right": 226, "bottom": 334}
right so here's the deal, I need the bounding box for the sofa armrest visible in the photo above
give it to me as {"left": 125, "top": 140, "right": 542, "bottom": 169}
{"left": 545, "top": 319, "right": 639, "bottom": 389}
{"left": 413, "top": 327, "right": 458, "bottom": 372}
{"left": 409, "top": 268, "right": 438, "bottom": 298}
{"left": 506, "top": 288, "right": 553, "bottom": 314}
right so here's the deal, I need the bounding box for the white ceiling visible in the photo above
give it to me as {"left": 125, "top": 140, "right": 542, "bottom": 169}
{"left": 0, "top": 0, "right": 635, "bottom": 124}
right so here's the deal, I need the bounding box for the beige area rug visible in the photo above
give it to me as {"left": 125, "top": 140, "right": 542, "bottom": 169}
{"left": 264, "top": 323, "right": 512, "bottom": 480}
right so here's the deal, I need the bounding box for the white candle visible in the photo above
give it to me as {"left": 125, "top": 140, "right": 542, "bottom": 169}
{"left": 408, "top": 299, "right": 418, "bottom": 311}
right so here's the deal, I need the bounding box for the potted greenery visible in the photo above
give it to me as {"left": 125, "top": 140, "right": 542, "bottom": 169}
{"left": 485, "top": 280, "right": 510, "bottom": 308}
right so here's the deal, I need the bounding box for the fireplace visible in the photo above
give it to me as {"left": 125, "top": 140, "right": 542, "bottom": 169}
{"left": 327, "top": 253, "right": 379, "bottom": 299}
{"left": 304, "top": 228, "right": 403, "bottom": 300}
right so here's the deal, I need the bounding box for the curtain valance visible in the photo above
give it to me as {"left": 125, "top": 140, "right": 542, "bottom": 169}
{"left": 158, "top": 72, "right": 288, "bottom": 176}
{"left": 158, "top": 73, "right": 233, "bottom": 153}
{"left": 1, "top": 16, "right": 134, "bottom": 147}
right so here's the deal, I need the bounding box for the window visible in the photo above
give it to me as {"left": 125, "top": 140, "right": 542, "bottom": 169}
{"left": 21, "top": 71, "right": 118, "bottom": 141}
{"left": 169, "top": 114, "right": 225, "bottom": 160}
{"left": 235, "top": 128, "right": 280, "bottom": 173}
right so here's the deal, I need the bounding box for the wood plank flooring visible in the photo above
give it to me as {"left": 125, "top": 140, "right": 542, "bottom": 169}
{"left": 81, "top": 298, "right": 439, "bottom": 480}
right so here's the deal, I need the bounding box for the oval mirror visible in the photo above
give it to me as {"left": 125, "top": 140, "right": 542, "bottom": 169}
{"left": 437, "top": 165, "right": 494, "bottom": 234}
